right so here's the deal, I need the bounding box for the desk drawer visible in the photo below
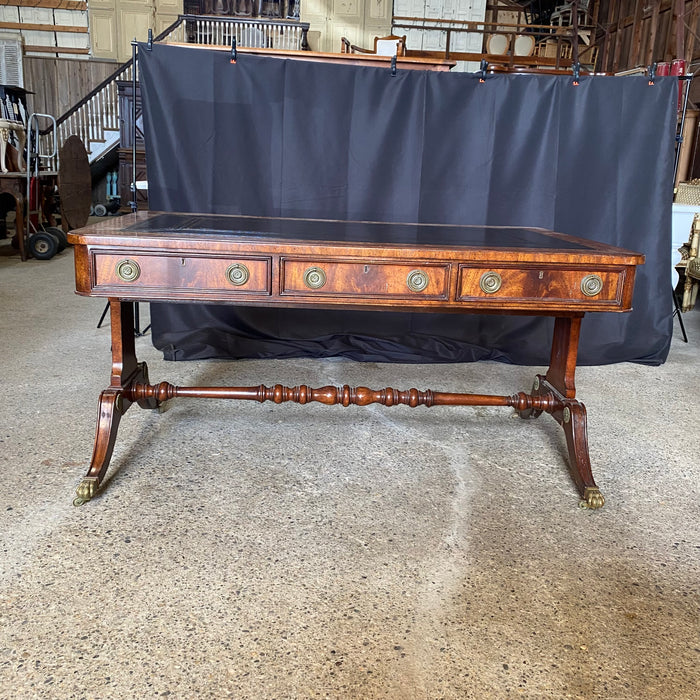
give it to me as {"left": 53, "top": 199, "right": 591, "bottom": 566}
{"left": 92, "top": 253, "right": 271, "bottom": 294}
{"left": 457, "top": 266, "right": 623, "bottom": 304}
{"left": 281, "top": 259, "right": 449, "bottom": 299}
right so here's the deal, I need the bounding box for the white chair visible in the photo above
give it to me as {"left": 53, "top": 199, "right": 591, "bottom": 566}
{"left": 513, "top": 34, "right": 535, "bottom": 57}
{"left": 486, "top": 34, "right": 510, "bottom": 55}
{"left": 374, "top": 35, "right": 406, "bottom": 57}
{"left": 341, "top": 35, "right": 407, "bottom": 57}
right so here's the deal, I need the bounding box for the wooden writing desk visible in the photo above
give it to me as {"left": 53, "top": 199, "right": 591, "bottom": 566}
{"left": 68, "top": 212, "right": 645, "bottom": 509}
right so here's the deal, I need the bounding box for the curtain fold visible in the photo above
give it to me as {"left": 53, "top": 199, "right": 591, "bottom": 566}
{"left": 139, "top": 43, "right": 677, "bottom": 365}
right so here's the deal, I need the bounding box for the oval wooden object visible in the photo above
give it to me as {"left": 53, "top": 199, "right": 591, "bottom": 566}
{"left": 59, "top": 135, "right": 91, "bottom": 230}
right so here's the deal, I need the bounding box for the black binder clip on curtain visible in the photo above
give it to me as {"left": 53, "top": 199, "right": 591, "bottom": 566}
{"left": 479, "top": 59, "right": 488, "bottom": 83}
{"left": 231, "top": 38, "right": 237, "bottom": 64}
{"left": 648, "top": 62, "right": 657, "bottom": 85}
{"left": 391, "top": 54, "right": 397, "bottom": 76}
{"left": 146, "top": 28, "right": 153, "bottom": 51}
{"left": 572, "top": 62, "right": 580, "bottom": 86}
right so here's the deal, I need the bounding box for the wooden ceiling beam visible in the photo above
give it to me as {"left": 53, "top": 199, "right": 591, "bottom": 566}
{"left": 24, "top": 44, "right": 89, "bottom": 54}
{"left": 0, "top": 22, "right": 88, "bottom": 33}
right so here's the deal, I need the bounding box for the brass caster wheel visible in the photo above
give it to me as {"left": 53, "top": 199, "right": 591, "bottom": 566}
{"left": 579, "top": 487, "right": 605, "bottom": 510}
{"left": 73, "top": 477, "right": 99, "bottom": 507}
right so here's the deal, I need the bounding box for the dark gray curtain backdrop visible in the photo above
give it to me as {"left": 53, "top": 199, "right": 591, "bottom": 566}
{"left": 139, "top": 42, "right": 677, "bottom": 365}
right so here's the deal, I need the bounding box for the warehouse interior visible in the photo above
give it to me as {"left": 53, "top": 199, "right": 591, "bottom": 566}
{"left": 1, "top": 2, "right": 699, "bottom": 699}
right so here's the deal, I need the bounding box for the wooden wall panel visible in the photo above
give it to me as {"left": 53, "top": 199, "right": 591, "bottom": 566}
{"left": 118, "top": 4, "right": 155, "bottom": 51}
{"left": 0, "top": 1, "right": 89, "bottom": 56}
{"left": 302, "top": 0, "right": 392, "bottom": 53}
{"left": 23, "top": 55, "right": 116, "bottom": 119}
{"left": 596, "top": 0, "right": 700, "bottom": 73}
{"left": 89, "top": 0, "right": 178, "bottom": 62}
{"left": 89, "top": 9, "right": 116, "bottom": 57}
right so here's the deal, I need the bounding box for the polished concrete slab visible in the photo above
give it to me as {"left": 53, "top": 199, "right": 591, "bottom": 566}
{"left": 0, "top": 240, "right": 698, "bottom": 699}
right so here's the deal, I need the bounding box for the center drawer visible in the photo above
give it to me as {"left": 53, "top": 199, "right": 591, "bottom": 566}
{"left": 280, "top": 259, "right": 450, "bottom": 299}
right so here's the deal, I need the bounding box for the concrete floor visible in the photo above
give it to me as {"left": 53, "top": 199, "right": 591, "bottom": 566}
{"left": 0, "top": 237, "right": 698, "bottom": 700}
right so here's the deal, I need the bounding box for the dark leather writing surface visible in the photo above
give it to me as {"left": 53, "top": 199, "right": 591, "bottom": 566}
{"left": 127, "top": 213, "right": 589, "bottom": 250}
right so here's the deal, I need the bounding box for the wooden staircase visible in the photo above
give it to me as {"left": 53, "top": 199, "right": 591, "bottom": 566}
{"left": 38, "top": 14, "right": 310, "bottom": 170}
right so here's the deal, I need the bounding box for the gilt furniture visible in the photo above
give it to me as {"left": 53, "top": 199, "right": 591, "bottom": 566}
{"left": 68, "top": 211, "right": 645, "bottom": 509}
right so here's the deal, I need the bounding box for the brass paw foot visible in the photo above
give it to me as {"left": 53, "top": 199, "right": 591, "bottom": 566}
{"left": 73, "top": 477, "right": 99, "bottom": 507}
{"left": 579, "top": 487, "right": 605, "bottom": 510}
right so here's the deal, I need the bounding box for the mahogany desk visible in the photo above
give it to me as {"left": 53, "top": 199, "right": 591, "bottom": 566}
{"left": 68, "top": 212, "right": 645, "bottom": 509}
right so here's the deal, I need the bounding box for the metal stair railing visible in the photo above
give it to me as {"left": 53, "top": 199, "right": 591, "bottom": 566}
{"left": 38, "top": 14, "right": 310, "bottom": 169}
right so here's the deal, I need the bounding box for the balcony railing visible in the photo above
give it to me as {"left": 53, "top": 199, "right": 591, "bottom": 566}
{"left": 392, "top": 15, "right": 597, "bottom": 72}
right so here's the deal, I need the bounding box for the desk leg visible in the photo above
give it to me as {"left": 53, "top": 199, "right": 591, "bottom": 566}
{"left": 74, "top": 300, "right": 158, "bottom": 506}
{"left": 519, "top": 315, "right": 604, "bottom": 510}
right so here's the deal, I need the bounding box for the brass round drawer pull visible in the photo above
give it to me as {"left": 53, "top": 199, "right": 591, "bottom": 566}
{"left": 226, "top": 263, "right": 250, "bottom": 286}
{"left": 115, "top": 259, "right": 141, "bottom": 283}
{"left": 479, "top": 271, "right": 502, "bottom": 294}
{"left": 406, "top": 269, "right": 429, "bottom": 293}
{"left": 303, "top": 266, "right": 327, "bottom": 289}
{"left": 581, "top": 274, "right": 603, "bottom": 297}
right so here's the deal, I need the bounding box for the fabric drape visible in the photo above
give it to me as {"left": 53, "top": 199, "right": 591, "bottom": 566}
{"left": 139, "top": 43, "right": 677, "bottom": 365}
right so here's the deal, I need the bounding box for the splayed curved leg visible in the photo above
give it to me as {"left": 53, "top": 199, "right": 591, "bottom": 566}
{"left": 74, "top": 301, "right": 160, "bottom": 505}
{"left": 519, "top": 315, "right": 604, "bottom": 508}
{"left": 558, "top": 401, "right": 604, "bottom": 509}
{"left": 74, "top": 389, "right": 124, "bottom": 506}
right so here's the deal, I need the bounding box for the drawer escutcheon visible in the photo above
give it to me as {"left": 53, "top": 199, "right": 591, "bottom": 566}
{"left": 303, "top": 266, "right": 327, "bottom": 290}
{"left": 479, "top": 271, "right": 502, "bottom": 294}
{"left": 115, "top": 259, "right": 141, "bottom": 283}
{"left": 226, "top": 263, "right": 250, "bottom": 286}
{"left": 406, "top": 269, "right": 429, "bottom": 293}
{"left": 581, "top": 274, "right": 603, "bottom": 297}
